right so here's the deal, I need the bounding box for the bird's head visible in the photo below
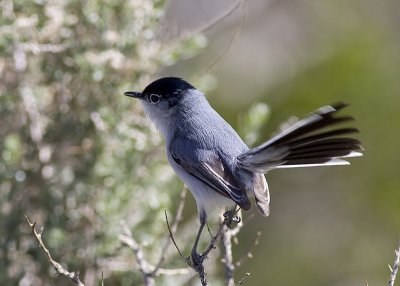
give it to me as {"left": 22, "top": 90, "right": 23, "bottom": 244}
{"left": 124, "top": 77, "right": 202, "bottom": 136}
{"left": 124, "top": 77, "right": 196, "bottom": 112}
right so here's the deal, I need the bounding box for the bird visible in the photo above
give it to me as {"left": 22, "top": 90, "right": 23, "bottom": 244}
{"left": 124, "top": 76, "right": 363, "bottom": 264}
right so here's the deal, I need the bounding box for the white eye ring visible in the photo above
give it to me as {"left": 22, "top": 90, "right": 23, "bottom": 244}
{"left": 149, "top": 94, "right": 161, "bottom": 104}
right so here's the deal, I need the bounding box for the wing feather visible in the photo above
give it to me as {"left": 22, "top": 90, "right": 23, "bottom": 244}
{"left": 170, "top": 145, "right": 251, "bottom": 210}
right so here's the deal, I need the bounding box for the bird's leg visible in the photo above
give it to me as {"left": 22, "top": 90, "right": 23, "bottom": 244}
{"left": 190, "top": 210, "right": 206, "bottom": 267}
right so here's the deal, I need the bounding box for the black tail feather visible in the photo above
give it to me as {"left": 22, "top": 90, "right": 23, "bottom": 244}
{"left": 238, "top": 102, "right": 363, "bottom": 172}
{"left": 281, "top": 127, "right": 359, "bottom": 148}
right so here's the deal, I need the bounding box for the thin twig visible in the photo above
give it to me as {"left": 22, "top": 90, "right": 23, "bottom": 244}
{"left": 235, "top": 231, "right": 261, "bottom": 268}
{"left": 237, "top": 272, "right": 251, "bottom": 286}
{"left": 166, "top": 208, "right": 237, "bottom": 285}
{"left": 194, "top": 216, "right": 228, "bottom": 286}
{"left": 119, "top": 190, "right": 190, "bottom": 283}
{"left": 201, "top": 219, "right": 226, "bottom": 259}
{"left": 197, "top": 210, "right": 240, "bottom": 285}
{"left": 220, "top": 209, "right": 261, "bottom": 285}
{"left": 165, "top": 211, "right": 189, "bottom": 263}
{"left": 152, "top": 188, "right": 187, "bottom": 275}
{"left": 200, "top": 0, "right": 248, "bottom": 74}
{"left": 222, "top": 224, "right": 236, "bottom": 286}
{"left": 119, "top": 223, "right": 155, "bottom": 286}
{"left": 119, "top": 226, "right": 191, "bottom": 277}
{"left": 165, "top": 205, "right": 249, "bottom": 286}
{"left": 101, "top": 272, "right": 104, "bottom": 286}
{"left": 155, "top": 267, "right": 190, "bottom": 275}
{"left": 25, "top": 216, "right": 86, "bottom": 286}
{"left": 206, "top": 222, "right": 213, "bottom": 238}
{"left": 117, "top": 190, "right": 193, "bottom": 284}
{"left": 388, "top": 241, "right": 400, "bottom": 286}
{"left": 195, "top": 0, "right": 242, "bottom": 34}
{"left": 220, "top": 210, "right": 244, "bottom": 286}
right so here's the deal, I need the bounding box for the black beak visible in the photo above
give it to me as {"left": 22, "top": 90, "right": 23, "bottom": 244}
{"left": 124, "top": 91, "right": 144, "bottom": 99}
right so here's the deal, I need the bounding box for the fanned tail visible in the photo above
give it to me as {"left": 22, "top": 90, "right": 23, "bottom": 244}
{"left": 237, "top": 102, "right": 363, "bottom": 173}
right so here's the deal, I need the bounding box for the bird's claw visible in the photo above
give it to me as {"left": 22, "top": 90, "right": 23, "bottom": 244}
{"left": 223, "top": 210, "right": 240, "bottom": 228}
{"left": 190, "top": 249, "right": 204, "bottom": 268}
{"left": 233, "top": 215, "right": 241, "bottom": 223}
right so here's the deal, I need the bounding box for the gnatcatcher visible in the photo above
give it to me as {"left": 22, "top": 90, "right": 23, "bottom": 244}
{"left": 124, "top": 77, "right": 362, "bottom": 263}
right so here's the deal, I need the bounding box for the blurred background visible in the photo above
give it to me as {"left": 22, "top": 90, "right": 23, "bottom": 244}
{"left": 1, "top": 0, "right": 399, "bottom": 285}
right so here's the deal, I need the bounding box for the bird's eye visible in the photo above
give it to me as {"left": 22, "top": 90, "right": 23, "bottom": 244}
{"left": 149, "top": 94, "right": 161, "bottom": 104}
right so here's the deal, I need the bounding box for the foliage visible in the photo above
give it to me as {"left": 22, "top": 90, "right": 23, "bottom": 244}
{"left": 0, "top": 0, "right": 205, "bottom": 285}
{"left": 238, "top": 103, "right": 270, "bottom": 146}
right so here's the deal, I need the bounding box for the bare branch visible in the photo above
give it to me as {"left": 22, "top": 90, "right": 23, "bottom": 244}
{"left": 120, "top": 200, "right": 192, "bottom": 285}
{"left": 156, "top": 267, "right": 191, "bottom": 276}
{"left": 235, "top": 231, "right": 261, "bottom": 268}
{"left": 195, "top": 0, "right": 242, "bottom": 34}
{"left": 221, "top": 224, "right": 235, "bottom": 286}
{"left": 388, "top": 241, "right": 400, "bottom": 286}
{"left": 165, "top": 210, "right": 189, "bottom": 264}
{"left": 152, "top": 188, "right": 187, "bottom": 275}
{"left": 201, "top": 218, "right": 226, "bottom": 259}
{"left": 221, "top": 210, "right": 245, "bottom": 286}
{"left": 166, "top": 207, "right": 239, "bottom": 285}
{"left": 119, "top": 223, "right": 155, "bottom": 286}
{"left": 237, "top": 272, "right": 251, "bottom": 286}
{"left": 189, "top": 217, "right": 226, "bottom": 286}
{"left": 25, "top": 216, "right": 85, "bottom": 286}
{"left": 200, "top": 0, "right": 248, "bottom": 74}
{"left": 219, "top": 210, "right": 261, "bottom": 286}
{"left": 194, "top": 209, "right": 240, "bottom": 285}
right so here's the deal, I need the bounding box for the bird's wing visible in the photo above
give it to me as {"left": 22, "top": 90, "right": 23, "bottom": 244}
{"left": 169, "top": 140, "right": 251, "bottom": 210}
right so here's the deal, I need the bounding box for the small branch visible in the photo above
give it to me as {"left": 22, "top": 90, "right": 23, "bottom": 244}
{"left": 201, "top": 219, "right": 226, "bottom": 259}
{"left": 120, "top": 190, "right": 190, "bottom": 285}
{"left": 221, "top": 211, "right": 244, "bottom": 286}
{"left": 195, "top": 0, "right": 242, "bottom": 34}
{"left": 187, "top": 209, "right": 240, "bottom": 285}
{"left": 166, "top": 208, "right": 235, "bottom": 285}
{"left": 388, "top": 241, "right": 400, "bottom": 286}
{"left": 119, "top": 223, "right": 155, "bottom": 286}
{"left": 165, "top": 210, "right": 189, "bottom": 264}
{"left": 25, "top": 216, "right": 85, "bottom": 286}
{"left": 237, "top": 272, "right": 251, "bottom": 286}
{"left": 165, "top": 206, "right": 257, "bottom": 285}
{"left": 189, "top": 217, "right": 228, "bottom": 286}
{"left": 220, "top": 210, "right": 261, "bottom": 286}
{"left": 235, "top": 231, "right": 261, "bottom": 268}
{"left": 152, "top": 188, "right": 187, "bottom": 275}
{"left": 222, "top": 224, "right": 235, "bottom": 286}
{"left": 156, "top": 267, "right": 190, "bottom": 276}
{"left": 200, "top": 0, "right": 248, "bottom": 74}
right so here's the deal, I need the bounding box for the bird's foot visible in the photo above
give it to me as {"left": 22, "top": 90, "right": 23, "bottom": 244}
{"left": 233, "top": 215, "right": 241, "bottom": 223}
{"left": 190, "top": 249, "right": 204, "bottom": 268}
{"left": 189, "top": 249, "right": 207, "bottom": 285}
{"left": 223, "top": 209, "right": 240, "bottom": 229}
